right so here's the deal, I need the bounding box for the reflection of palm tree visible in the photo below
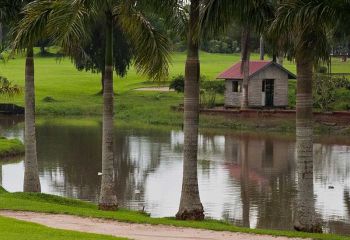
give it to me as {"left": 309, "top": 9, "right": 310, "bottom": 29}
{"left": 294, "top": 131, "right": 321, "bottom": 232}
{"left": 344, "top": 190, "right": 350, "bottom": 217}
{"left": 240, "top": 137, "right": 250, "bottom": 228}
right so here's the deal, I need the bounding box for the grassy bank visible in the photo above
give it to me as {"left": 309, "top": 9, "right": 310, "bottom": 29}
{"left": 0, "top": 51, "right": 349, "bottom": 132}
{"left": 0, "top": 216, "right": 127, "bottom": 240}
{"left": 0, "top": 137, "right": 24, "bottom": 158}
{"left": 0, "top": 187, "right": 349, "bottom": 240}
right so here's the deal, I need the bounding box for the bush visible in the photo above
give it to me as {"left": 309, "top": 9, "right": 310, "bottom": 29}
{"left": 0, "top": 76, "right": 21, "bottom": 97}
{"left": 169, "top": 75, "right": 185, "bottom": 93}
{"left": 313, "top": 74, "right": 349, "bottom": 111}
{"left": 200, "top": 80, "right": 225, "bottom": 109}
{"left": 170, "top": 76, "right": 226, "bottom": 109}
{"left": 316, "top": 66, "right": 328, "bottom": 74}
{"left": 201, "top": 81, "right": 225, "bottom": 94}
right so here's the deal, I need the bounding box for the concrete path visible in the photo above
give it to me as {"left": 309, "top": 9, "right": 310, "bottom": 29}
{"left": 0, "top": 211, "right": 307, "bottom": 240}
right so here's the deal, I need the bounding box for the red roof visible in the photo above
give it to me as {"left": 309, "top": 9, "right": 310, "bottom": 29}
{"left": 217, "top": 61, "right": 270, "bottom": 79}
{"left": 217, "top": 61, "right": 296, "bottom": 80}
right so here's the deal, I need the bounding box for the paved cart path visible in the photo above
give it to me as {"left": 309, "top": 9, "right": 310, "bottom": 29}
{"left": 0, "top": 211, "right": 308, "bottom": 240}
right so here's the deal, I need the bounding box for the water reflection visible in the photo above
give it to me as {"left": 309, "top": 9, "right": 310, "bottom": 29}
{"left": 0, "top": 118, "right": 350, "bottom": 235}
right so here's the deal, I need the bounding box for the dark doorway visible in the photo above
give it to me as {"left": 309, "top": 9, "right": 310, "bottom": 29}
{"left": 264, "top": 79, "right": 274, "bottom": 107}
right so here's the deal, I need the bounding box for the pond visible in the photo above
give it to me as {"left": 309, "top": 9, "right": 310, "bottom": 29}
{"left": 0, "top": 116, "right": 350, "bottom": 235}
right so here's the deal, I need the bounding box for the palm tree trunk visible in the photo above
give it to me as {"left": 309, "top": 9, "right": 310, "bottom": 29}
{"left": 23, "top": 46, "right": 41, "bottom": 193}
{"left": 101, "top": 70, "right": 105, "bottom": 94}
{"left": 0, "top": 164, "right": 2, "bottom": 187}
{"left": 259, "top": 35, "right": 265, "bottom": 61}
{"left": 240, "top": 137, "right": 250, "bottom": 228}
{"left": 98, "top": 12, "right": 117, "bottom": 211}
{"left": 294, "top": 57, "right": 321, "bottom": 233}
{"left": 176, "top": 0, "right": 204, "bottom": 221}
{"left": 0, "top": 22, "right": 3, "bottom": 47}
{"left": 277, "top": 55, "right": 284, "bottom": 66}
{"left": 241, "top": 25, "right": 251, "bottom": 110}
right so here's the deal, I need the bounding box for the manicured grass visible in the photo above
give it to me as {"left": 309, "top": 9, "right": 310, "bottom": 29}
{"left": 0, "top": 137, "right": 24, "bottom": 158}
{"left": 0, "top": 216, "right": 127, "bottom": 240}
{"left": 0, "top": 51, "right": 349, "bottom": 131}
{"left": 0, "top": 188, "right": 349, "bottom": 240}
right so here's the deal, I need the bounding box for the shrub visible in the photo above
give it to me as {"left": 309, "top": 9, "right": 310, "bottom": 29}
{"left": 313, "top": 74, "right": 349, "bottom": 111}
{"left": 0, "top": 76, "right": 21, "bottom": 97}
{"left": 316, "top": 66, "right": 328, "bottom": 74}
{"left": 169, "top": 75, "right": 185, "bottom": 93}
{"left": 200, "top": 81, "right": 225, "bottom": 109}
{"left": 170, "top": 76, "right": 226, "bottom": 109}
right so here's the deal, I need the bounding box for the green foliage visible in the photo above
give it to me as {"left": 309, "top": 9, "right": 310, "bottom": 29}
{"left": 200, "top": 80, "right": 225, "bottom": 108}
{"left": 316, "top": 66, "right": 328, "bottom": 74}
{"left": 72, "top": 20, "right": 132, "bottom": 78}
{"left": 201, "top": 80, "right": 225, "bottom": 94}
{"left": 313, "top": 74, "right": 350, "bottom": 111}
{"left": 0, "top": 76, "right": 21, "bottom": 97}
{"left": 169, "top": 75, "right": 185, "bottom": 93}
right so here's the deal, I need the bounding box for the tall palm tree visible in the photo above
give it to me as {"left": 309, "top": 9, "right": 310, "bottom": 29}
{"left": 202, "top": 0, "right": 273, "bottom": 109}
{"left": 259, "top": 35, "right": 265, "bottom": 60}
{"left": 270, "top": 0, "right": 350, "bottom": 232}
{"left": 176, "top": 0, "right": 204, "bottom": 221}
{"left": 14, "top": 0, "right": 174, "bottom": 210}
{"left": 1, "top": 0, "right": 41, "bottom": 193}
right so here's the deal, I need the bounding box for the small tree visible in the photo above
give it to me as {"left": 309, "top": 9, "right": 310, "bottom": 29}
{"left": 0, "top": 76, "right": 21, "bottom": 97}
{"left": 72, "top": 20, "right": 132, "bottom": 94}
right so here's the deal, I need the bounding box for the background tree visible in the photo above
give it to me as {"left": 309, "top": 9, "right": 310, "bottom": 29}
{"left": 270, "top": 0, "right": 350, "bottom": 232}
{"left": 15, "top": 0, "right": 175, "bottom": 210}
{"left": 1, "top": 0, "right": 42, "bottom": 193}
{"left": 72, "top": 20, "right": 132, "bottom": 94}
{"left": 176, "top": 0, "right": 205, "bottom": 221}
{"left": 202, "top": 0, "right": 274, "bottom": 109}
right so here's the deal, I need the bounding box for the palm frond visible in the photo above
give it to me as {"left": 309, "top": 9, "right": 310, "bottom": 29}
{"left": 116, "top": 2, "right": 172, "bottom": 81}
{"left": 201, "top": 0, "right": 274, "bottom": 38}
{"left": 269, "top": 0, "right": 348, "bottom": 62}
{"left": 12, "top": 0, "right": 95, "bottom": 54}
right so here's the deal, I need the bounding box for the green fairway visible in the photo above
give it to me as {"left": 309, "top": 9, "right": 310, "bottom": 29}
{"left": 0, "top": 51, "right": 349, "bottom": 130}
{"left": 0, "top": 216, "right": 127, "bottom": 240}
{"left": 0, "top": 138, "right": 24, "bottom": 158}
{"left": 0, "top": 186, "right": 349, "bottom": 240}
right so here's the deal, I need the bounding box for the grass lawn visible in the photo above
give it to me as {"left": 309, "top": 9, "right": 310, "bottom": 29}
{"left": 0, "top": 186, "right": 349, "bottom": 240}
{"left": 0, "top": 137, "right": 24, "bottom": 158}
{"left": 0, "top": 216, "right": 127, "bottom": 240}
{"left": 0, "top": 51, "right": 349, "bottom": 131}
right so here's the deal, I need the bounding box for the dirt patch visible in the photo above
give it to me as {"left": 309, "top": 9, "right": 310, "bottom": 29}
{"left": 134, "top": 87, "right": 174, "bottom": 92}
{"left": 0, "top": 211, "right": 308, "bottom": 240}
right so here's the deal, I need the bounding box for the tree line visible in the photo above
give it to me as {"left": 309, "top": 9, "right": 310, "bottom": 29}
{"left": 0, "top": 0, "right": 349, "bottom": 234}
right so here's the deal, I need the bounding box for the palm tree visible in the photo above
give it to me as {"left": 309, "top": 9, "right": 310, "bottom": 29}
{"left": 202, "top": 0, "right": 273, "bottom": 109}
{"left": 14, "top": 0, "right": 174, "bottom": 210}
{"left": 259, "top": 35, "right": 265, "bottom": 60}
{"left": 176, "top": 0, "right": 204, "bottom": 221}
{"left": 270, "top": 0, "right": 350, "bottom": 232}
{"left": 1, "top": 0, "right": 42, "bottom": 193}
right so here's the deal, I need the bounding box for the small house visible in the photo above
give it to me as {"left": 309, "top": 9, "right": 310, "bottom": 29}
{"left": 217, "top": 61, "right": 296, "bottom": 108}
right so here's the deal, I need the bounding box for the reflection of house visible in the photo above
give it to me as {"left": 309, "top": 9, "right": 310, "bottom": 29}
{"left": 217, "top": 61, "right": 296, "bottom": 108}
{"left": 224, "top": 136, "right": 295, "bottom": 179}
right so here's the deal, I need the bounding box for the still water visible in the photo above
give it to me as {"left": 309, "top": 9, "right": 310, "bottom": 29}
{"left": 0, "top": 116, "right": 350, "bottom": 235}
